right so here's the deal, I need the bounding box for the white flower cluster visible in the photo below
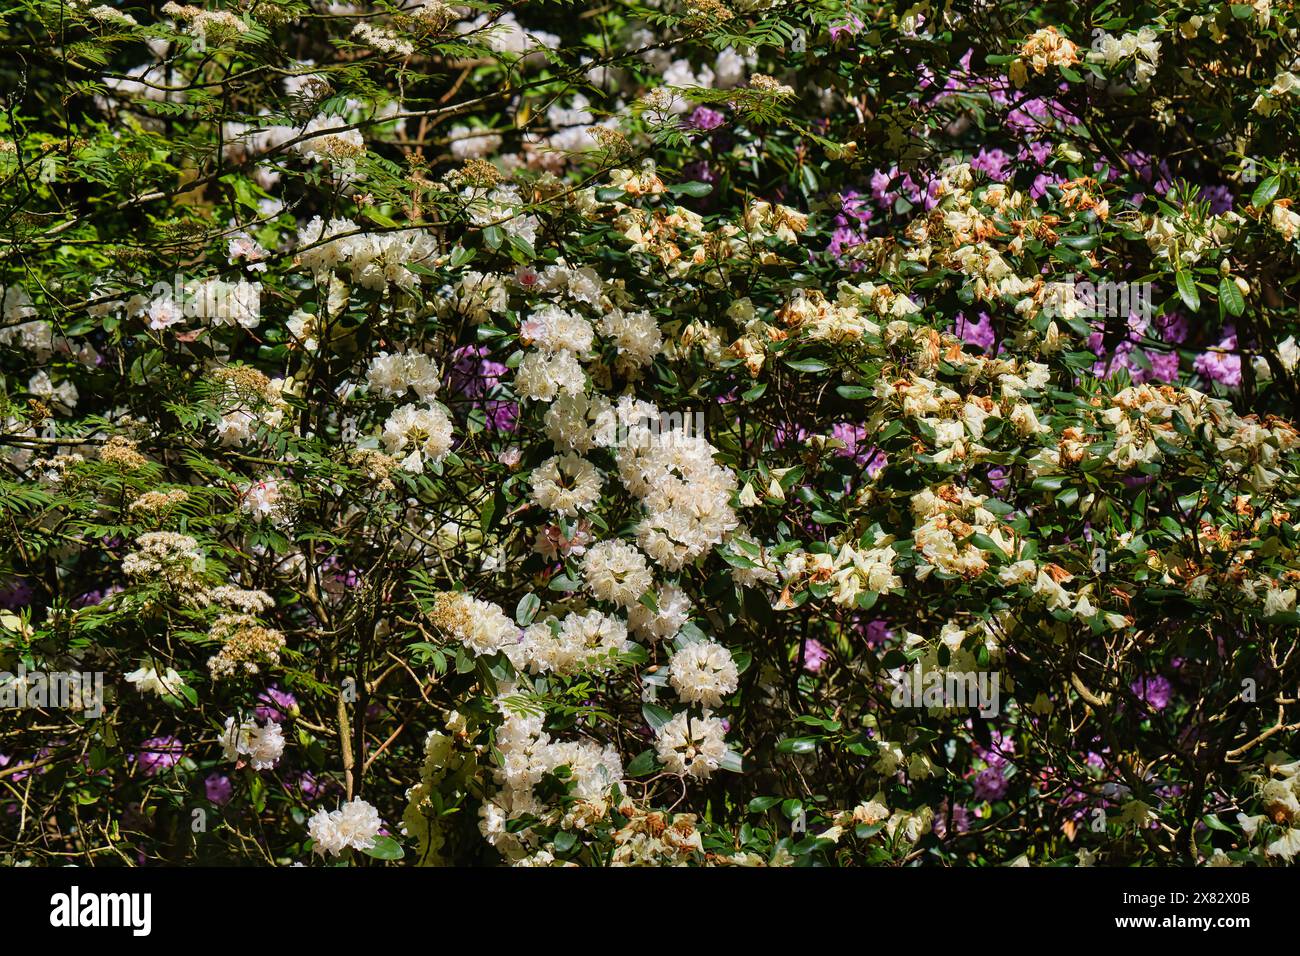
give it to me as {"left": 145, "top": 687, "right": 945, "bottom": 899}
{"left": 529, "top": 453, "right": 603, "bottom": 516}
{"left": 599, "top": 307, "right": 662, "bottom": 371}
{"left": 210, "top": 585, "right": 275, "bottom": 614}
{"left": 513, "top": 609, "right": 630, "bottom": 675}
{"left": 668, "top": 640, "right": 738, "bottom": 708}
{"left": 239, "top": 478, "right": 285, "bottom": 523}
{"left": 910, "top": 485, "right": 1012, "bottom": 580}
{"left": 1239, "top": 756, "right": 1300, "bottom": 861}
{"left": 1088, "top": 26, "right": 1161, "bottom": 87}
{"left": 308, "top": 797, "right": 385, "bottom": 857}
{"left": 460, "top": 11, "right": 559, "bottom": 59}
{"left": 367, "top": 350, "right": 441, "bottom": 400}
{"left": 294, "top": 115, "right": 365, "bottom": 164}
{"left": 1254, "top": 66, "right": 1300, "bottom": 115}
{"left": 514, "top": 350, "right": 588, "bottom": 402}
{"left": 221, "top": 716, "right": 286, "bottom": 770}
{"left": 144, "top": 277, "right": 263, "bottom": 332}
{"left": 162, "top": 3, "right": 249, "bottom": 47}
{"left": 211, "top": 369, "right": 289, "bottom": 447}
{"left": 520, "top": 303, "right": 594, "bottom": 354}
{"left": 448, "top": 124, "right": 503, "bottom": 160}
{"left": 478, "top": 710, "right": 623, "bottom": 861}
{"left": 582, "top": 539, "right": 653, "bottom": 610}
{"left": 430, "top": 592, "right": 520, "bottom": 657}
{"left": 351, "top": 22, "right": 414, "bottom": 57}
{"left": 654, "top": 711, "right": 729, "bottom": 779}
{"left": 627, "top": 582, "right": 692, "bottom": 642}
{"left": 122, "top": 531, "right": 207, "bottom": 590}
{"left": 462, "top": 183, "right": 540, "bottom": 247}
{"left": 830, "top": 542, "right": 902, "bottom": 607}
{"left": 616, "top": 409, "right": 741, "bottom": 571}
{"left": 296, "top": 217, "right": 439, "bottom": 291}
{"left": 125, "top": 664, "right": 186, "bottom": 698}
{"left": 380, "top": 403, "right": 453, "bottom": 473}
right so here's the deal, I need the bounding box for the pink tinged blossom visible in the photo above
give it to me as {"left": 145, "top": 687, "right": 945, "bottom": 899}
{"left": 1147, "top": 349, "right": 1180, "bottom": 382}
{"left": 829, "top": 15, "right": 863, "bottom": 40}
{"left": 802, "top": 637, "right": 830, "bottom": 673}
{"left": 1193, "top": 334, "right": 1242, "bottom": 387}
{"left": 687, "top": 106, "right": 727, "bottom": 132}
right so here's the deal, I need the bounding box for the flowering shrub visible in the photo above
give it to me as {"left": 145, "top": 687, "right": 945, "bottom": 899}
{"left": 2, "top": 0, "right": 1300, "bottom": 867}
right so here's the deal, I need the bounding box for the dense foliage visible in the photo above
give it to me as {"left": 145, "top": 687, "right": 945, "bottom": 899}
{"left": 2, "top": 0, "right": 1300, "bottom": 866}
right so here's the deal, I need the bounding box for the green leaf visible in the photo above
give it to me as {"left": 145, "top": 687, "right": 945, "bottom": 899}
{"left": 668, "top": 181, "right": 713, "bottom": 197}
{"left": 362, "top": 836, "right": 404, "bottom": 860}
{"left": 1252, "top": 175, "right": 1280, "bottom": 208}
{"left": 1218, "top": 275, "right": 1245, "bottom": 317}
{"left": 1202, "top": 813, "right": 1234, "bottom": 833}
{"left": 626, "top": 749, "right": 658, "bottom": 777}
{"left": 642, "top": 702, "right": 673, "bottom": 733}
{"left": 785, "top": 358, "right": 828, "bottom": 373}
{"left": 515, "top": 593, "right": 540, "bottom": 626}
{"left": 969, "top": 533, "right": 1008, "bottom": 561}
{"left": 881, "top": 649, "right": 908, "bottom": 669}
{"left": 1175, "top": 270, "right": 1200, "bottom": 312}
{"left": 776, "top": 736, "right": 820, "bottom": 754}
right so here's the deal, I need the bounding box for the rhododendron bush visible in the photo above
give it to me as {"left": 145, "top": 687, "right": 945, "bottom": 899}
{"left": 3, "top": 0, "right": 1300, "bottom": 868}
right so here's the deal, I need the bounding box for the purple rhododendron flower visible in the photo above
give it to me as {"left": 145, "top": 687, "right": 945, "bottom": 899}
{"left": 447, "top": 344, "right": 506, "bottom": 399}
{"left": 829, "top": 422, "right": 885, "bottom": 474}
{"left": 255, "top": 684, "right": 298, "bottom": 722}
{"left": 0, "top": 578, "right": 33, "bottom": 610}
{"left": 829, "top": 14, "right": 863, "bottom": 40}
{"left": 802, "top": 637, "right": 830, "bottom": 673}
{"left": 970, "top": 147, "right": 1012, "bottom": 182}
{"left": 1199, "top": 184, "right": 1234, "bottom": 215}
{"left": 954, "top": 311, "right": 996, "bottom": 351}
{"left": 1131, "top": 675, "right": 1172, "bottom": 711}
{"left": 687, "top": 106, "right": 726, "bottom": 132}
{"left": 205, "top": 773, "right": 234, "bottom": 805}
{"left": 1193, "top": 334, "right": 1242, "bottom": 387}
{"left": 863, "top": 618, "right": 893, "bottom": 648}
{"left": 484, "top": 399, "right": 519, "bottom": 432}
{"left": 1155, "top": 310, "right": 1189, "bottom": 344}
{"left": 972, "top": 767, "right": 1008, "bottom": 802}
{"left": 136, "top": 736, "right": 183, "bottom": 776}
{"left": 1147, "top": 350, "right": 1180, "bottom": 382}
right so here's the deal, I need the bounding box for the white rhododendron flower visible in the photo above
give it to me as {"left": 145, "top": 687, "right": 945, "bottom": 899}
{"left": 655, "top": 711, "right": 729, "bottom": 779}
{"left": 309, "top": 798, "right": 385, "bottom": 857}
{"left": 668, "top": 641, "right": 739, "bottom": 708}
{"left": 381, "top": 403, "right": 453, "bottom": 472}
{"left": 221, "top": 717, "right": 286, "bottom": 771}
{"left": 125, "top": 665, "right": 187, "bottom": 698}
